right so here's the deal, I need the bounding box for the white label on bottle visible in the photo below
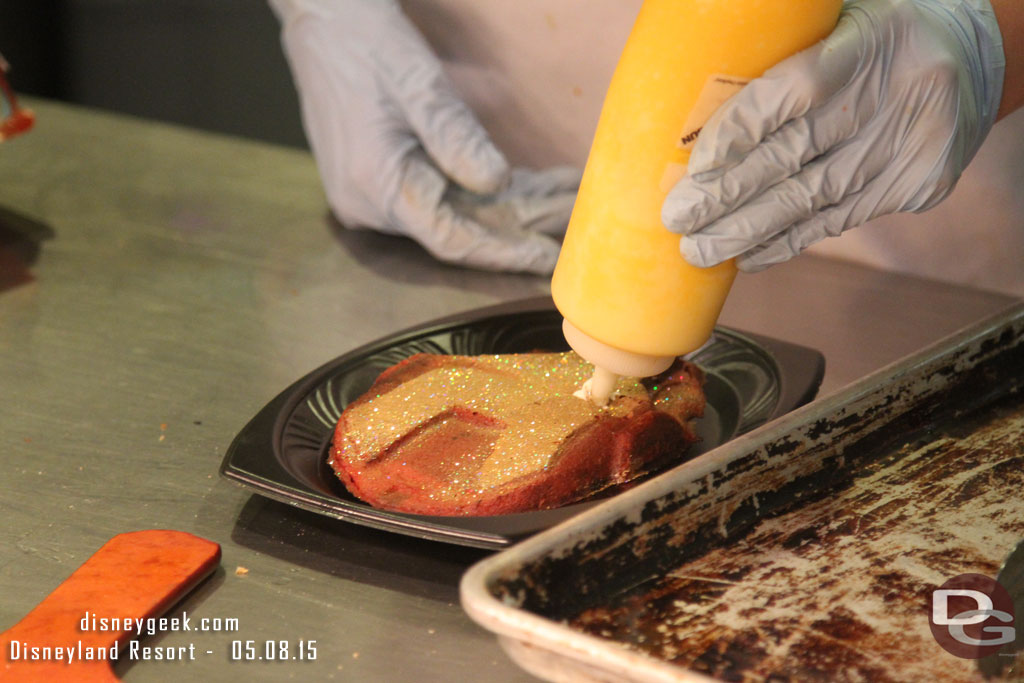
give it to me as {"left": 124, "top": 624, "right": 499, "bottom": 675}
{"left": 677, "top": 74, "right": 750, "bottom": 150}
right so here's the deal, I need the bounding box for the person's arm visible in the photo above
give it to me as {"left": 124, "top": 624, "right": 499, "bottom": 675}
{"left": 993, "top": 0, "right": 1024, "bottom": 119}
{"left": 269, "top": 0, "right": 580, "bottom": 275}
{"left": 661, "top": 0, "right": 1012, "bottom": 273}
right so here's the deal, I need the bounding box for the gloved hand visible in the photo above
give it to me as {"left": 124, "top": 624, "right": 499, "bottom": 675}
{"left": 662, "top": 0, "right": 1004, "bottom": 272}
{"left": 268, "top": 0, "right": 580, "bottom": 275}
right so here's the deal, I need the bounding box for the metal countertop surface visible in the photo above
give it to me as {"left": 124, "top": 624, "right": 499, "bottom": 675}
{"left": 0, "top": 100, "right": 1018, "bottom": 682}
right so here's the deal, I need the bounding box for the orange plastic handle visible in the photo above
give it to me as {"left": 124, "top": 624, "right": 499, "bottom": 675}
{"left": 1, "top": 530, "right": 221, "bottom": 682}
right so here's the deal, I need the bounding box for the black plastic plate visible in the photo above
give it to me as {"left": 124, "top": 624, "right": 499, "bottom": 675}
{"left": 220, "top": 297, "right": 824, "bottom": 549}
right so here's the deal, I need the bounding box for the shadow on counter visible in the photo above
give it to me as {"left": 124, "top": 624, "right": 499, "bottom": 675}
{"left": 0, "top": 205, "right": 55, "bottom": 292}
{"left": 325, "top": 212, "right": 553, "bottom": 301}
{"left": 230, "top": 494, "right": 492, "bottom": 603}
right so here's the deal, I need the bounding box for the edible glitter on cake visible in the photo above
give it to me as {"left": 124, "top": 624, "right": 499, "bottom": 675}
{"left": 329, "top": 351, "right": 705, "bottom": 516}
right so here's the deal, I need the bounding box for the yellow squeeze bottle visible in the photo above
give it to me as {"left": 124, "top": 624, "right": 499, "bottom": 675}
{"left": 553, "top": 0, "right": 842, "bottom": 405}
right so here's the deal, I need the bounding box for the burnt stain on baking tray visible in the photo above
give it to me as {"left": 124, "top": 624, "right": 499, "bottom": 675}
{"left": 563, "top": 391, "right": 1023, "bottom": 681}
{"left": 492, "top": 333, "right": 1024, "bottom": 681}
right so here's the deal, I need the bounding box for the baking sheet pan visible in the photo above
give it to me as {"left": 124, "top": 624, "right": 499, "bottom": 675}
{"left": 461, "top": 303, "right": 1024, "bottom": 680}
{"left": 220, "top": 296, "right": 823, "bottom": 549}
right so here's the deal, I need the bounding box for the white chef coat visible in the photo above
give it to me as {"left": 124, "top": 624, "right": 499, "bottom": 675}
{"left": 403, "top": 0, "right": 1024, "bottom": 298}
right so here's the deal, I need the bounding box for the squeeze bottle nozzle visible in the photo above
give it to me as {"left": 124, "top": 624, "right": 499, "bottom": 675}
{"left": 563, "top": 320, "right": 674, "bottom": 406}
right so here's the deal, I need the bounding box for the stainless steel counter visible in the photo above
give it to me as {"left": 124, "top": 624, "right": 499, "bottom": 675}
{"left": 0, "top": 100, "right": 1017, "bottom": 682}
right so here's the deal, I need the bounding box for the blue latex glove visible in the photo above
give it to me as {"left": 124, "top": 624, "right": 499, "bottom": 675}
{"left": 269, "top": 0, "right": 580, "bottom": 274}
{"left": 662, "top": 0, "right": 1004, "bottom": 272}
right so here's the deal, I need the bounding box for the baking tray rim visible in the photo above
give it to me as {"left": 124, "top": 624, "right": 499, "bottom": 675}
{"left": 459, "top": 301, "right": 1024, "bottom": 682}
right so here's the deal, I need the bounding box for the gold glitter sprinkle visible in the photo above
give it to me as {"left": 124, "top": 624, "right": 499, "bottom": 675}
{"left": 331, "top": 352, "right": 705, "bottom": 515}
{"left": 335, "top": 353, "right": 652, "bottom": 495}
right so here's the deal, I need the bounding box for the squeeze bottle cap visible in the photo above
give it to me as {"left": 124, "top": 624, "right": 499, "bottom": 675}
{"left": 562, "top": 319, "right": 675, "bottom": 378}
